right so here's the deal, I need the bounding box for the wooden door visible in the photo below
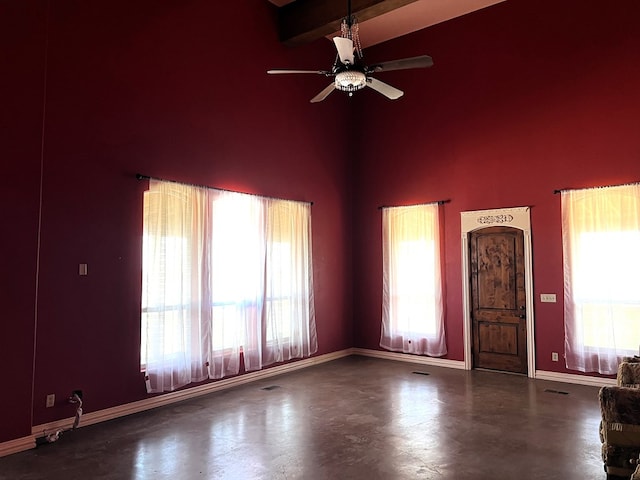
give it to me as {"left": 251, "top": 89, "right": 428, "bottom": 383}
{"left": 469, "top": 226, "right": 527, "bottom": 374}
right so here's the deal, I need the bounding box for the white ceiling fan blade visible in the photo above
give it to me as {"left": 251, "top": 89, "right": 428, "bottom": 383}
{"left": 310, "top": 83, "right": 336, "bottom": 103}
{"left": 267, "top": 69, "right": 328, "bottom": 75}
{"left": 333, "top": 37, "right": 354, "bottom": 65}
{"left": 366, "top": 77, "right": 404, "bottom": 100}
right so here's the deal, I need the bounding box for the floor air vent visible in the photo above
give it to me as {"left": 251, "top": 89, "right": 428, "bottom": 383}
{"left": 544, "top": 389, "right": 569, "bottom": 395}
{"left": 261, "top": 385, "right": 281, "bottom": 391}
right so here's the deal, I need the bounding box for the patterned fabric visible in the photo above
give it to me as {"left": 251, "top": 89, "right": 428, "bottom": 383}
{"left": 600, "top": 385, "right": 640, "bottom": 477}
{"left": 618, "top": 362, "right": 640, "bottom": 388}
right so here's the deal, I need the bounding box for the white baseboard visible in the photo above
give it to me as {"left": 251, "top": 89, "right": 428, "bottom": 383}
{"left": 535, "top": 369, "right": 616, "bottom": 387}
{"left": 31, "top": 348, "right": 354, "bottom": 439}
{"left": 353, "top": 348, "right": 616, "bottom": 388}
{"left": 351, "top": 348, "right": 467, "bottom": 370}
{"left": 1, "top": 347, "right": 616, "bottom": 458}
{"left": 0, "top": 435, "right": 36, "bottom": 458}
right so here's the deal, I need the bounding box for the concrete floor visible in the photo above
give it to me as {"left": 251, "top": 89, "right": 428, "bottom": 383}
{"left": 0, "top": 356, "right": 607, "bottom": 479}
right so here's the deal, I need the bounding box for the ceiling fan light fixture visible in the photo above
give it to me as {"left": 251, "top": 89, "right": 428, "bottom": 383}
{"left": 334, "top": 70, "right": 366, "bottom": 92}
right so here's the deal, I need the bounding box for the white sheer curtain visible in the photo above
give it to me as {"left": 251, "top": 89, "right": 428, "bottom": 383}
{"left": 562, "top": 184, "right": 640, "bottom": 374}
{"left": 208, "top": 190, "right": 265, "bottom": 378}
{"left": 380, "top": 203, "right": 447, "bottom": 356}
{"left": 262, "top": 199, "right": 317, "bottom": 365}
{"left": 141, "top": 180, "right": 317, "bottom": 392}
{"left": 141, "top": 180, "right": 210, "bottom": 392}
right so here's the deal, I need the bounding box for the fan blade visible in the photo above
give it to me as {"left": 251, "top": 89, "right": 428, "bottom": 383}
{"left": 333, "top": 37, "right": 354, "bottom": 65}
{"left": 310, "top": 83, "right": 336, "bottom": 103}
{"left": 366, "top": 77, "right": 404, "bottom": 100}
{"left": 267, "top": 69, "right": 329, "bottom": 75}
{"left": 369, "top": 55, "right": 433, "bottom": 73}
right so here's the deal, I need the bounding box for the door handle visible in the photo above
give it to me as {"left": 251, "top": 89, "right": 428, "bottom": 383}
{"left": 518, "top": 314, "right": 526, "bottom": 318}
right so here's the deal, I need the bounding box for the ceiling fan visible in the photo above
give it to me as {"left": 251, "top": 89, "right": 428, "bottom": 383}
{"left": 267, "top": 0, "right": 434, "bottom": 103}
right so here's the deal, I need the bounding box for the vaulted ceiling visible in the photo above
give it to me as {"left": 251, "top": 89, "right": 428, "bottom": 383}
{"left": 268, "top": 0, "right": 506, "bottom": 47}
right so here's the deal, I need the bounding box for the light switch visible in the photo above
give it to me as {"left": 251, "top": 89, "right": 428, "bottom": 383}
{"left": 79, "top": 264, "right": 88, "bottom": 276}
{"left": 540, "top": 293, "right": 556, "bottom": 303}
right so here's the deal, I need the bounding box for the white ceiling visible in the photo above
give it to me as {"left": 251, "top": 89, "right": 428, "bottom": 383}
{"left": 268, "top": 0, "right": 506, "bottom": 47}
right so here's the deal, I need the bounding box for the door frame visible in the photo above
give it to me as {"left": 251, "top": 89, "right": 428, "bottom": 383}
{"left": 461, "top": 206, "right": 536, "bottom": 378}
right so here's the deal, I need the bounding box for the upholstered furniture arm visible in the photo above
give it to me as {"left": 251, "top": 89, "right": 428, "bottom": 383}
{"left": 618, "top": 361, "right": 640, "bottom": 388}
{"left": 600, "top": 386, "right": 640, "bottom": 478}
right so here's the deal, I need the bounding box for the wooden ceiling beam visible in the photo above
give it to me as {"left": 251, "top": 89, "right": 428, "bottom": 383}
{"left": 278, "top": 0, "right": 420, "bottom": 47}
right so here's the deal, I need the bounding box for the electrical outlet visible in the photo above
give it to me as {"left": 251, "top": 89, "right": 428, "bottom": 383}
{"left": 46, "top": 394, "right": 55, "bottom": 408}
{"left": 552, "top": 352, "right": 559, "bottom": 362}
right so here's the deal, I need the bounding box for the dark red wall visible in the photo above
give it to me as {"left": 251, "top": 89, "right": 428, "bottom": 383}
{"left": 352, "top": 0, "right": 640, "bottom": 370}
{"left": 3, "top": 0, "right": 640, "bottom": 449}
{"left": 0, "top": 0, "right": 47, "bottom": 443}
{"left": 2, "top": 0, "right": 353, "bottom": 441}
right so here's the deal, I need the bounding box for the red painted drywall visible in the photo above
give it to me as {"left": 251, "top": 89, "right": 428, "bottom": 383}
{"left": 3, "top": 0, "right": 640, "bottom": 450}
{"left": 351, "top": 0, "right": 640, "bottom": 372}
{"left": 3, "top": 0, "right": 354, "bottom": 437}
{"left": 0, "top": 1, "right": 48, "bottom": 444}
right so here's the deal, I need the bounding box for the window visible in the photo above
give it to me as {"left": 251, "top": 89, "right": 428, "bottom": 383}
{"left": 380, "top": 203, "right": 447, "bottom": 356}
{"left": 141, "top": 180, "right": 317, "bottom": 392}
{"left": 562, "top": 183, "right": 640, "bottom": 374}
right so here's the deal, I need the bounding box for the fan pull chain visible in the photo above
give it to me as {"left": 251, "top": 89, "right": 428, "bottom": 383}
{"left": 341, "top": 0, "right": 363, "bottom": 60}
{"left": 352, "top": 22, "right": 363, "bottom": 59}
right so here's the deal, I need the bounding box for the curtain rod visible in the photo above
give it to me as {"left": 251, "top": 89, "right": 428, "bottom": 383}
{"left": 136, "top": 174, "right": 313, "bottom": 205}
{"left": 378, "top": 199, "right": 450, "bottom": 210}
{"left": 553, "top": 180, "right": 640, "bottom": 194}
